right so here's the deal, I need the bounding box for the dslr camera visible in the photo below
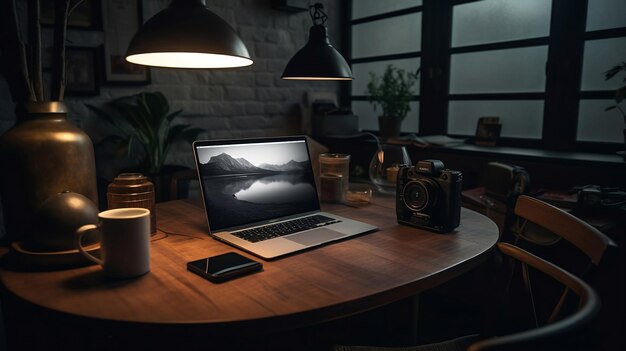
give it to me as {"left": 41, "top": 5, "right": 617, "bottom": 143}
{"left": 396, "top": 160, "right": 462, "bottom": 233}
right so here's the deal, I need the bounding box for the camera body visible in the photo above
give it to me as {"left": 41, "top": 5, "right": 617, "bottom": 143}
{"left": 396, "top": 160, "right": 462, "bottom": 233}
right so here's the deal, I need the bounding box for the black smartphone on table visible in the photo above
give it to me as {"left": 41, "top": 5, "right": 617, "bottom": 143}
{"left": 187, "top": 252, "right": 263, "bottom": 283}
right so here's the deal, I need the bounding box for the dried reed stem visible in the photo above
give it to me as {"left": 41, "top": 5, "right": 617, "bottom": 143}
{"left": 29, "top": 0, "right": 44, "bottom": 101}
{"left": 50, "top": 0, "right": 70, "bottom": 101}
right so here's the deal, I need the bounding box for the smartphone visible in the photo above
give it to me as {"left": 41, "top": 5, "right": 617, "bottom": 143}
{"left": 187, "top": 252, "right": 262, "bottom": 283}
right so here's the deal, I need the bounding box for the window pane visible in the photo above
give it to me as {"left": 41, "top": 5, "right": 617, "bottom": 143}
{"left": 580, "top": 37, "right": 626, "bottom": 91}
{"left": 586, "top": 0, "right": 626, "bottom": 32}
{"left": 352, "top": 100, "right": 419, "bottom": 133}
{"left": 449, "top": 46, "right": 548, "bottom": 94}
{"left": 352, "top": 13, "right": 421, "bottom": 59}
{"left": 452, "top": 0, "right": 551, "bottom": 48}
{"left": 352, "top": 58, "right": 421, "bottom": 97}
{"left": 577, "top": 100, "right": 624, "bottom": 143}
{"left": 448, "top": 100, "right": 544, "bottom": 138}
{"left": 351, "top": 0, "right": 422, "bottom": 20}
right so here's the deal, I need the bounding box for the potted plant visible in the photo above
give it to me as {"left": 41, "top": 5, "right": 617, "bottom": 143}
{"left": 87, "top": 91, "right": 204, "bottom": 200}
{"left": 366, "top": 64, "right": 420, "bottom": 138}
{"left": 604, "top": 61, "right": 626, "bottom": 157}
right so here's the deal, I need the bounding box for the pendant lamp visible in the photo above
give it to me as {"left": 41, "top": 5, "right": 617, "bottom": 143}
{"left": 282, "top": 3, "right": 352, "bottom": 80}
{"left": 125, "top": 0, "right": 252, "bottom": 69}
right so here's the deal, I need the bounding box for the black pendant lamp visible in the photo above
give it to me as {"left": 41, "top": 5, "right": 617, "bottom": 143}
{"left": 282, "top": 3, "right": 352, "bottom": 80}
{"left": 125, "top": 0, "right": 252, "bottom": 69}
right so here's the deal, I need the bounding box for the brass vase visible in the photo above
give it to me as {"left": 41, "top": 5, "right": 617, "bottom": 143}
{"left": 0, "top": 102, "right": 98, "bottom": 250}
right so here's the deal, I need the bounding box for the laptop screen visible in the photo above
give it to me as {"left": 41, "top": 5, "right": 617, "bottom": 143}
{"left": 194, "top": 137, "right": 321, "bottom": 232}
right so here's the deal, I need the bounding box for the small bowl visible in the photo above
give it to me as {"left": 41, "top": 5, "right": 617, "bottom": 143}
{"left": 345, "top": 186, "right": 373, "bottom": 205}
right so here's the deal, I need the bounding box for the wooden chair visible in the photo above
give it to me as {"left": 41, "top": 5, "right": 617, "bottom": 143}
{"left": 510, "top": 195, "right": 615, "bottom": 273}
{"left": 417, "top": 194, "right": 615, "bottom": 345}
{"left": 509, "top": 195, "right": 619, "bottom": 350}
{"left": 333, "top": 242, "right": 601, "bottom": 351}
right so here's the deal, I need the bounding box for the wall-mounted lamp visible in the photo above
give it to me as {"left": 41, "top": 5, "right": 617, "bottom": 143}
{"left": 125, "top": 0, "right": 252, "bottom": 69}
{"left": 282, "top": 3, "right": 352, "bottom": 80}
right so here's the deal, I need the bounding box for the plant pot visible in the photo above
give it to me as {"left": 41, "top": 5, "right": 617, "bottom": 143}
{"left": 378, "top": 116, "right": 402, "bottom": 138}
{"left": 0, "top": 102, "right": 98, "bottom": 248}
{"left": 148, "top": 165, "right": 192, "bottom": 203}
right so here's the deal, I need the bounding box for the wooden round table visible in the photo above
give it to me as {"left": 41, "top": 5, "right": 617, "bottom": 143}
{"left": 0, "top": 195, "right": 499, "bottom": 350}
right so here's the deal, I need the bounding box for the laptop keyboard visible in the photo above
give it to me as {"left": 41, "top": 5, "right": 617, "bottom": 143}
{"left": 232, "top": 215, "right": 341, "bottom": 243}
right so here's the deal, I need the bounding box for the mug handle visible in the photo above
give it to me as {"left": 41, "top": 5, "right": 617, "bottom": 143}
{"left": 75, "top": 224, "right": 103, "bottom": 265}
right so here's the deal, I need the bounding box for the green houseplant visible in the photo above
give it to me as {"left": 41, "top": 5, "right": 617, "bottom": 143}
{"left": 87, "top": 91, "right": 203, "bottom": 175}
{"left": 366, "top": 64, "right": 420, "bottom": 138}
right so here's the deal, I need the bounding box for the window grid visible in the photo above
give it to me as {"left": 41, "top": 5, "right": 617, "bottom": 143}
{"left": 348, "top": 4, "right": 423, "bottom": 134}
{"left": 577, "top": 0, "right": 626, "bottom": 144}
{"left": 347, "top": 0, "right": 626, "bottom": 153}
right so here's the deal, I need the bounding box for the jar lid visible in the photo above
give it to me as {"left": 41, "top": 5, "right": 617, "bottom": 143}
{"left": 319, "top": 153, "right": 350, "bottom": 163}
{"left": 108, "top": 173, "right": 153, "bottom": 194}
{"left": 114, "top": 173, "right": 148, "bottom": 183}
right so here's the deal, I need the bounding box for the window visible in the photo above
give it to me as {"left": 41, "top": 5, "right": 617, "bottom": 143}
{"left": 348, "top": 0, "right": 626, "bottom": 153}
{"left": 448, "top": 0, "right": 550, "bottom": 139}
{"left": 578, "top": 0, "right": 626, "bottom": 144}
{"left": 349, "top": 0, "right": 423, "bottom": 134}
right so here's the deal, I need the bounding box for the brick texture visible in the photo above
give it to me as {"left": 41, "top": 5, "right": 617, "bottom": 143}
{"left": 0, "top": 0, "right": 345, "bottom": 172}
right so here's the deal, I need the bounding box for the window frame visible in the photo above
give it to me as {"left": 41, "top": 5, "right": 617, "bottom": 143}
{"left": 347, "top": 3, "right": 424, "bottom": 134}
{"left": 345, "top": 0, "right": 626, "bottom": 154}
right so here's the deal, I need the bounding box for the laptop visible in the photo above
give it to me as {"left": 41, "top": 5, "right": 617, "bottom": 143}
{"left": 192, "top": 136, "right": 378, "bottom": 259}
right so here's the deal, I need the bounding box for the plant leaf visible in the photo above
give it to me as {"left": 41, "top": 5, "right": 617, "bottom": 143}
{"left": 145, "top": 91, "right": 168, "bottom": 120}
{"left": 166, "top": 109, "right": 183, "bottom": 123}
{"left": 165, "top": 124, "right": 190, "bottom": 146}
{"left": 366, "top": 64, "right": 419, "bottom": 119}
{"left": 181, "top": 127, "right": 204, "bottom": 143}
{"left": 605, "top": 62, "right": 626, "bottom": 79}
{"left": 86, "top": 104, "right": 116, "bottom": 126}
{"left": 86, "top": 91, "right": 196, "bottom": 174}
{"left": 127, "top": 134, "right": 136, "bottom": 159}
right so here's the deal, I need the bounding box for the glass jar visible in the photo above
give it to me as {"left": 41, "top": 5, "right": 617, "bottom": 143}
{"left": 107, "top": 173, "right": 156, "bottom": 234}
{"left": 369, "top": 144, "right": 412, "bottom": 194}
{"left": 319, "top": 153, "right": 350, "bottom": 202}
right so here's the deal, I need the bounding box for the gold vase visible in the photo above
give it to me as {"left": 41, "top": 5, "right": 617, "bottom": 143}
{"left": 0, "top": 102, "right": 98, "bottom": 249}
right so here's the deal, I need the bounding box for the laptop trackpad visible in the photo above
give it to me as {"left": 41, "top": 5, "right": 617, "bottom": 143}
{"left": 285, "top": 228, "right": 345, "bottom": 246}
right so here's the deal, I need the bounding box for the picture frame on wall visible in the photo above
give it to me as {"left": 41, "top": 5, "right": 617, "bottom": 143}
{"left": 101, "top": 0, "right": 150, "bottom": 85}
{"left": 65, "top": 46, "right": 100, "bottom": 96}
{"left": 40, "top": 0, "right": 103, "bottom": 30}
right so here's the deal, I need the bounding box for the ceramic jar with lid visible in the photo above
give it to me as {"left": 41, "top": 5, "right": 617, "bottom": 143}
{"left": 107, "top": 173, "right": 156, "bottom": 234}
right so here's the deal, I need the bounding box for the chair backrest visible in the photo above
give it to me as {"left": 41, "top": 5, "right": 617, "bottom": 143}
{"left": 512, "top": 195, "right": 615, "bottom": 268}
{"left": 468, "top": 242, "right": 600, "bottom": 351}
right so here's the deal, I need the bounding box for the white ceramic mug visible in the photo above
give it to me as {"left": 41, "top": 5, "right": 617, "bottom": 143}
{"left": 75, "top": 208, "right": 151, "bottom": 278}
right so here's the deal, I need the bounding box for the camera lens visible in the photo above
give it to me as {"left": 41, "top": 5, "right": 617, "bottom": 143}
{"left": 402, "top": 178, "right": 438, "bottom": 211}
